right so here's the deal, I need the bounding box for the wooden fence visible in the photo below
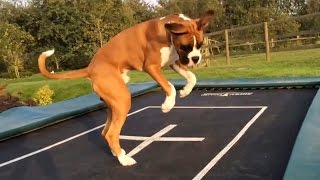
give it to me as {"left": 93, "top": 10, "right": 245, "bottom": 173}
{"left": 200, "top": 12, "right": 320, "bottom": 65}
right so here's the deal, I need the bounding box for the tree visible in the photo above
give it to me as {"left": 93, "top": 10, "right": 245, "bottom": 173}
{"left": 307, "top": 0, "right": 320, "bottom": 13}
{"left": 302, "top": 0, "right": 320, "bottom": 32}
{"left": 0, "top": 22, "right": 34, "bottom": 78}
{"left": 277, "top": 0, "right": 308, "bottom": 15}
{"left": 15, "top": 0, "right": 98, "bottom": 72}
{"left": 156, "top": 0, "right": 222, "bottom": 32}
{"left": 123, "top": 0, "right": 156, "bottom": 26}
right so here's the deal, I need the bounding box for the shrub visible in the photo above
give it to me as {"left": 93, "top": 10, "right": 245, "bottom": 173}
{"left": 33, "top": 85, "right": 55, "bottom": 106}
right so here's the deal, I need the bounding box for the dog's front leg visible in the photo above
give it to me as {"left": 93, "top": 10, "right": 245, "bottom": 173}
{"left": 146, "top": 65, "right": 176, "bottom": 113}
{"left": 170, "top": 62, "right": 196, "bottom": 98}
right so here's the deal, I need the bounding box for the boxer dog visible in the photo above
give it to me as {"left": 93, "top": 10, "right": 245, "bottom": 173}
{"left": 38, "top": 10, "right": 214, "bottom": 166}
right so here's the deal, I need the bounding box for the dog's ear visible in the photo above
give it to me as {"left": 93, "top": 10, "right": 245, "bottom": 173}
{"left": 165, "top": 22, "right": 188, "bottom": 35}
{"left": 197, "top": 10, "right": 214, "bottom": 30}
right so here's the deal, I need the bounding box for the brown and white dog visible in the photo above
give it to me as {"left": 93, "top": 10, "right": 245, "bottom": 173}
{"left": 38, "top": 10, "right": 214, "bottom": 166}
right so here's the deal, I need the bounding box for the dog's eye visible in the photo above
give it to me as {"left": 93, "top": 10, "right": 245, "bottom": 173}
{"left": 180, "top": 44, "right": 193, "bottom": 52}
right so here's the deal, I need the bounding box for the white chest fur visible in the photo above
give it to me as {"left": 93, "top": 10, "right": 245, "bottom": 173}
{"left": 160, "top": 45, "right": 179, "bottom": 67}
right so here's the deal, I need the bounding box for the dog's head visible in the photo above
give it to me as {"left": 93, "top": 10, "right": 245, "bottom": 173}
{"left": 165, "top": 10, "right": 214, "bottom": 66}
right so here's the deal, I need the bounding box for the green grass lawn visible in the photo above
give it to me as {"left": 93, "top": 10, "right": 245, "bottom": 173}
{"left": 1, "top": 48, "right": 320, "bottom": 103}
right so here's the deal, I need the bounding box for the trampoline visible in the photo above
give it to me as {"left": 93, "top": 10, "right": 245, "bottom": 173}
{"left": 0, "top": 78, "right": 320, "bottom": 180}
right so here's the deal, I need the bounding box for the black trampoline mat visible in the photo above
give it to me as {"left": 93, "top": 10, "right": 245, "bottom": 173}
{"left": 0, "top": 88, "right": 317, "bottom": 180}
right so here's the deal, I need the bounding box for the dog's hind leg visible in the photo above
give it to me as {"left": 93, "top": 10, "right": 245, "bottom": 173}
{"left": 101, "top": 108, "right": 117, "bottom": 156}
{"left": 107, "top": 103, "right": 136, "bottom": 166}
{"left": 92, "top": 73, "right": 136, "bottom": 166}
{"left": 101, "top": 108, "right": 111, "bottom": 136}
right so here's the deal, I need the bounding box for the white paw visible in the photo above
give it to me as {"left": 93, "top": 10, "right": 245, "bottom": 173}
{"left": 179, "top": 88, "right": 192, "bottom": 98}
{"left": 179, "top": 71, "right": 196, "bottom": 98}
{"left": 111, "top": 148, "right": 126, "bottom": 157}
{"left": 161, "top": 101, "right": 175, "bottom": 113}
{"left": 161, "top": 83, "right": 176, "bottom": 113}
{"left": 118, "top": 150, "right": 137, "bottom": 166}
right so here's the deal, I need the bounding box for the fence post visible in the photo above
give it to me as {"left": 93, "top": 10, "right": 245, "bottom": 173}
{"left": 224, "top": 29, "right": 231, "bottom": 65}
{"left": 264, "top": 22, "right": 271, "bottom": 62}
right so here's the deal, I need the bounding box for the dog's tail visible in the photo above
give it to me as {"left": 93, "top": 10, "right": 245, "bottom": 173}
{"left": 38, "top": 49, "right": 88, "bottom": 79}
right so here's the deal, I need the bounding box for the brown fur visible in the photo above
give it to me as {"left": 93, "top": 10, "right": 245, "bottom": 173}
{"left": 38, "top": 10, "right": 214, "bottom": 165}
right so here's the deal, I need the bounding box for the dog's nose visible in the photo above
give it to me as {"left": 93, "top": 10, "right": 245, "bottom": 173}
{"left": 191, "top": 56, "right": 200, "bottom": 64}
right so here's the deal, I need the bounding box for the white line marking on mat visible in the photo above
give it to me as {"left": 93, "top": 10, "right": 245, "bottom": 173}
{"left": 192, "top": 106, "right": 268, "bottom": 180}
{"left": 149, "top": 106, "right": 267, "bottom": 109}
{"left": 0, "top": 126, "right": 101, "bottom": 168}
{"left": 120, "top": 135, "right": 204, "bottom": 142}
{"left": 1, "top": 105, "right": 265, "bottom": 170}
{"left": 127, "top": 124, "right": 177, "bottom": 157}
{"left": 0, "top": 107, "right": 148, "bottom": 168}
